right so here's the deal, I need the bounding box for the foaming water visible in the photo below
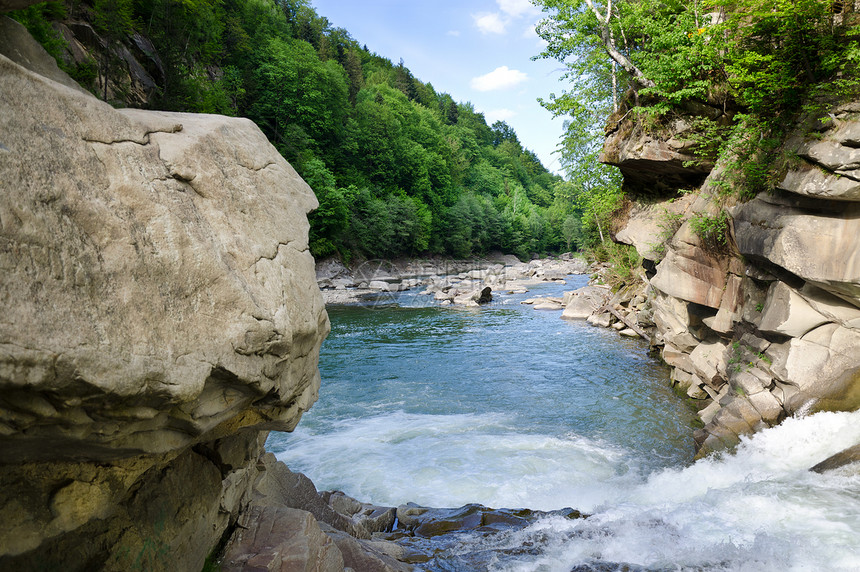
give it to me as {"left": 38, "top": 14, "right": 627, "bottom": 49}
{"left": 267, "top": 277, "right": 860, "bottom": 570}
{"left": 485, "top": 411, "right": 860, "bottom": 571}
{"left": 277, "top": 410, "right": 639, "bottom": 510}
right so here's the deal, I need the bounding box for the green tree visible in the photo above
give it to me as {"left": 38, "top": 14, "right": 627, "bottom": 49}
{"left": 93, "top": 0, "right": 134, "bottom": 101}
{"left": 251, "top": 37, "right": 349, "bottom": 161}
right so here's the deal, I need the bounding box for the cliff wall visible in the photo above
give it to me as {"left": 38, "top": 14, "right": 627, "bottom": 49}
{"left": 0, "top": 15, "right": 334, "bottom": 570}
{"left": 604, "top": 102, "right": 860, "bottom": 454}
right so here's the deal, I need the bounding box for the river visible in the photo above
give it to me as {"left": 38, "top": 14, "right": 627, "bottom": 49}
{"left": 267, "top": 275, "right": 860, "bottom": 571}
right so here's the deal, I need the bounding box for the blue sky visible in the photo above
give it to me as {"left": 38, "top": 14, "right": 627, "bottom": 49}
{"left": 309, "top": 0, "right": 569, "bottom": 175}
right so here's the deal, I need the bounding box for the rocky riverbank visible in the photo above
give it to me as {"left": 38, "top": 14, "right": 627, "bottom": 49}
{"left": 559, "top": 96, "right": 860, "bottom": 459}
{"left": 315, "top": 254, "right": 590, "bottom": 306}
{"left": 221, "top": 455, "right": 585, "bottom": 571}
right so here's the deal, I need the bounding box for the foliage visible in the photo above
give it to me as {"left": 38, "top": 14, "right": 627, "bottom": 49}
{"left": 589, "top": 241, "right": 642, "bottom": 288}
{"left": 9, "top": 2, "right": 70, "bottom": 68}
{"left": 689, "top": 210, "right": 730, "bottom": 251}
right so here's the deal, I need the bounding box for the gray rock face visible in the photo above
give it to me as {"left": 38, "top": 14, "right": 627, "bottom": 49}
{"left": 222, "top": 506, "right": 345, "bottom": 572}
{"left": 600, "top": 109, "right": 715, "bottom": 193}
{"left": 778, "top": 110, "right": 860, "bottom": 201}
{"left": 614, "top": 194, "right": 695, "bottom": 261}
{"left": 0, "top": 24, "right": 329, "bottom": 569}
{"left": 1, "top": 50, "right": 327, "bottom": 462}
{"left": 733, "top": 192, "right": 860, "bottom": 304}
{"left": 602, "top": 99, "right": 860, "bottom": 456}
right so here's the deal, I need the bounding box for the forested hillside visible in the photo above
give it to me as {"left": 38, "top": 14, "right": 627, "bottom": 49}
{"left": 11, "top": 0, "right": 584, "bottom": 261}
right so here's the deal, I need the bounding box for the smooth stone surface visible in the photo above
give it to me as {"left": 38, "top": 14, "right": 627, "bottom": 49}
{"left": 222, "top": 506, "right": 344, "bottom": 572}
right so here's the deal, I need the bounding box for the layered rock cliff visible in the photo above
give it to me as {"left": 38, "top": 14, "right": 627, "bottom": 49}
{"left": 603, "top": 101, "right": 860, "bottom": 454}
{"left": 0, "top": 15, "right": 332, "bottom": 570}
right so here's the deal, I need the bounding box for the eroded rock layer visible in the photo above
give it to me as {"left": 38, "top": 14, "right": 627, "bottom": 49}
{"left": 604, "top": 102, "right": 860, "bottom": 455}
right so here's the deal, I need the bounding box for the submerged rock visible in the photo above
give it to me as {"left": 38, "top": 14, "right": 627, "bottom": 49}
{"left": 810, "top": 444, "right": 860, "bottom": 473}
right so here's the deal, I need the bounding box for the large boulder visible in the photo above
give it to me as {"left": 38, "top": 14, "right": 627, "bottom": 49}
{"left": 222, "top": 506, "right": 344, "bottom": 572}
{"left": 561, "top": 285, "right": 610, "bottom": 320}
{"left": 0, "top": 23, "right": 328, "bottom": 570}
{"left": 1, "top": 50, "right": 327, "bottom": 461}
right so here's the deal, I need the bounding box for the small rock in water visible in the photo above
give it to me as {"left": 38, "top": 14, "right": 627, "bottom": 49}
{"left": 810, "top": 443, "right": 860, "bottom": 473}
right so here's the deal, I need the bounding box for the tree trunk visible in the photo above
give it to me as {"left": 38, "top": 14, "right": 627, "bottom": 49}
{"left": 584, "top": 0, "right": 656, "bottom": 89}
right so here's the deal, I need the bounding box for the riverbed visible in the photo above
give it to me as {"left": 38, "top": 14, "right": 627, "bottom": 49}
{"left": 267, "top": 275, "right": 860, "bottom": 570}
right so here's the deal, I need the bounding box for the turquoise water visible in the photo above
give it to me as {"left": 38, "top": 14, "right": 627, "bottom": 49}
{"left": 268, "top": 276, "right": 697, "bottom": 509}
{"left": 267, "top": 276, "right": 860, "bottom": 570}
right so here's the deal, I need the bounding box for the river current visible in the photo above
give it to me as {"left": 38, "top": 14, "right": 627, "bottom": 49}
{"left": 268, "top": 275, "right": 860, "bottom": 571}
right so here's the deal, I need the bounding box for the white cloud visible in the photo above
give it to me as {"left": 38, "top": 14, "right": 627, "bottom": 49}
{"left": 470, "top": 66, "right": 529, "bottom": 91}
{"left": 473, "top": 12, "right": 507, "bottom": 34}
{"left": 497, "top": 0, "right": 540, "bottom": 18}
{"left": 484, "top": 108, "right": 517, "bottom": 123}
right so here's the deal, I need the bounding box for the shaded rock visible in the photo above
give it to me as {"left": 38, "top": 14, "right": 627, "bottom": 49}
{"left": 810, "top": 444, "right": 860, "bottom": 473}
{"left": 322, "top": 525, "right": 412, "bottom": 572}
{"left": 1, "top": 1, "right": 40, "bottom": 11}
{"left": 600, "top": 104, "right": 715, "bottom": 193}
{"left": 477, "top": 286, "right": 493, "bottom": 304}
{"left": 253, "top": 454, "right": 368, "bottom": 539}
{"left": 0, "top": 431, "right": 266, "bottom": 570}
{"left": 222, "top": 506, "right": 344, "bottom": 572}
{"left": 733, "top": 193, "right": 860, "bottom": 304}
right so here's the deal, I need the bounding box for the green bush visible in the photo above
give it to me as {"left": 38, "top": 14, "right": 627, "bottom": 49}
{"left": 689, "top": 211, "right": 730, "bottom": 251}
